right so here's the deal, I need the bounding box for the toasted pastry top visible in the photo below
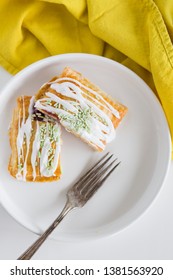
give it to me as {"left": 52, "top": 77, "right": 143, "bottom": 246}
{"left": 34, "top": 67, "right": 127, "bottom": 151}
{"left": 8, "top": 96, "right": 61, "bottom": 182}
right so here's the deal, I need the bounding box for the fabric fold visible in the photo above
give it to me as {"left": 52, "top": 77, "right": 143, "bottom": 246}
{"left": 0, "top": 0, "right": 173, "bottom": 155}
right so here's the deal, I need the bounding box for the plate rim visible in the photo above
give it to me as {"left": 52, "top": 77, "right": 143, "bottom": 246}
{"left": 0, "top": 53, "right": 171, "bottom": 241}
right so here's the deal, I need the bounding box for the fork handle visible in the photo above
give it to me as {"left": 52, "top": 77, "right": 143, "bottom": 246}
{"left": 17, "top": 201, "right": 73, "bottom": 260}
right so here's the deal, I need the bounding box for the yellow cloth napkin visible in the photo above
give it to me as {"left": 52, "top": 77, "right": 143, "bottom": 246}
{"left": 0, "top": 0, "right": 173, "bottom": 156}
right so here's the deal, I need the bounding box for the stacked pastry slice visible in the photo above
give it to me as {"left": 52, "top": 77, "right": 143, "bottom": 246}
{"left": 8, "top": 96, "right": 61, "bottom": 182}
{"left": 34, "top": 67, "right": 128, "bottom": 151}
{"left": 8, "top": 67, "right": 127, "bottom": 182}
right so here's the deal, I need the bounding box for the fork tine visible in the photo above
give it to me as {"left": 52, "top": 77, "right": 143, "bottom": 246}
{"left": 74, "top": 152, "right": 112, "bottom": 189}
{"left": 84, "top": 161, "right": 121, "bottom": 201}
{"left": 76, "top": 154, "right": 116, "bottom": 192}
{"left": 99, "top": 161, "right": 121, "bottom": 185}
{"left": 81, "top": 157, "right": 117, "bottom": 194}
{"left": 67, "top": 153, "right": 120, "bottom": 208}
{"left": 82, "top": 154, "right": 115, "bottom": 183}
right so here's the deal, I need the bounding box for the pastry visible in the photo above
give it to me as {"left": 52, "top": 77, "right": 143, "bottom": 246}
{"left": 34, "top": 67, "right": 127, "bottom": 151}
{"left": 8, "top": 96, "right": 61, "bottom": 182}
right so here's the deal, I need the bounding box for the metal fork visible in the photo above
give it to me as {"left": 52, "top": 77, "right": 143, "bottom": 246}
{"left": 18, "top": 153, "right": 120, "bottom": 260}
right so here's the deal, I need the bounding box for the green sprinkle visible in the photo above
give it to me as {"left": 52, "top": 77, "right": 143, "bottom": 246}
{"left": 102, "top": 119, "right": 108, "bottom": 126}
{"left": 38, "top": 151, "right": 41, "bottom": 158}
{"left": 53, "top": 103, "right": 60, "bottom": 108}
{"left": 59, "top": 107, "right": 92, "bottom": 133}
{"left": 91, "top": 111, "right": 108, "bottom": 126}
{"left": 46, "top": 100, "right": 52, "bottom": 105}
{"left": 38, "top": 123, "right": 60, "bottom": 172}
{"left": 39, "top": 123, "right": 47, "bottom": 148}
{"left": 18, "top": 163, "right": 23, "bottom": 171}
{"left": 31, "top": 114, "right": 36, "bottom": 120}
{"left": 49, "top": 154, "right": 54, "bottom": 162}
{"left": 96, "top": 95, "right": 101, "bottom": 100}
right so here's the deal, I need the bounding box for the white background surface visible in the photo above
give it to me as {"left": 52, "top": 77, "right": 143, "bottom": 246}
{"left": 0, "top": 65, "right": 173, "bottom": 260}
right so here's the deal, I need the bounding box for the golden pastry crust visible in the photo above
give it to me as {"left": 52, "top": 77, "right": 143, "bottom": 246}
{"left": 8, "top": 96, "right": 61, "bottom": 182}
{"left": 60, "top": 67, "right": 128, "bottom": 128}
{"left": 34, "top": 67, "right": 128, "bottom": 151}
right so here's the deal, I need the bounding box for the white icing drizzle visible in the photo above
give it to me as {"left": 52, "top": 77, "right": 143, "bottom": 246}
{"left": 35, "top": 77, "right": 120, "bottom": 149}
{"left": 31, "top": 120, "right": 40, "bottom": 181}
{"left": 16, "top": 97, "right": 61, "bottom": 181}
{"left": 39, "top": 122, "right": 51, "bottom": 177}
{"left": 39, "top": 122, "right": 61, "bottom": 177}
{"left": 16, "top": 97, "right": 34, "bottom": 181}
{"left": 49, "top": 77, "right": 120, "bottom": 118}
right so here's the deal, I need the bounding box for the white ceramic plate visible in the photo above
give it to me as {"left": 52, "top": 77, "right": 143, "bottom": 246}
{"left": 0, "top": 54, "right": 171, "bottom": 241}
